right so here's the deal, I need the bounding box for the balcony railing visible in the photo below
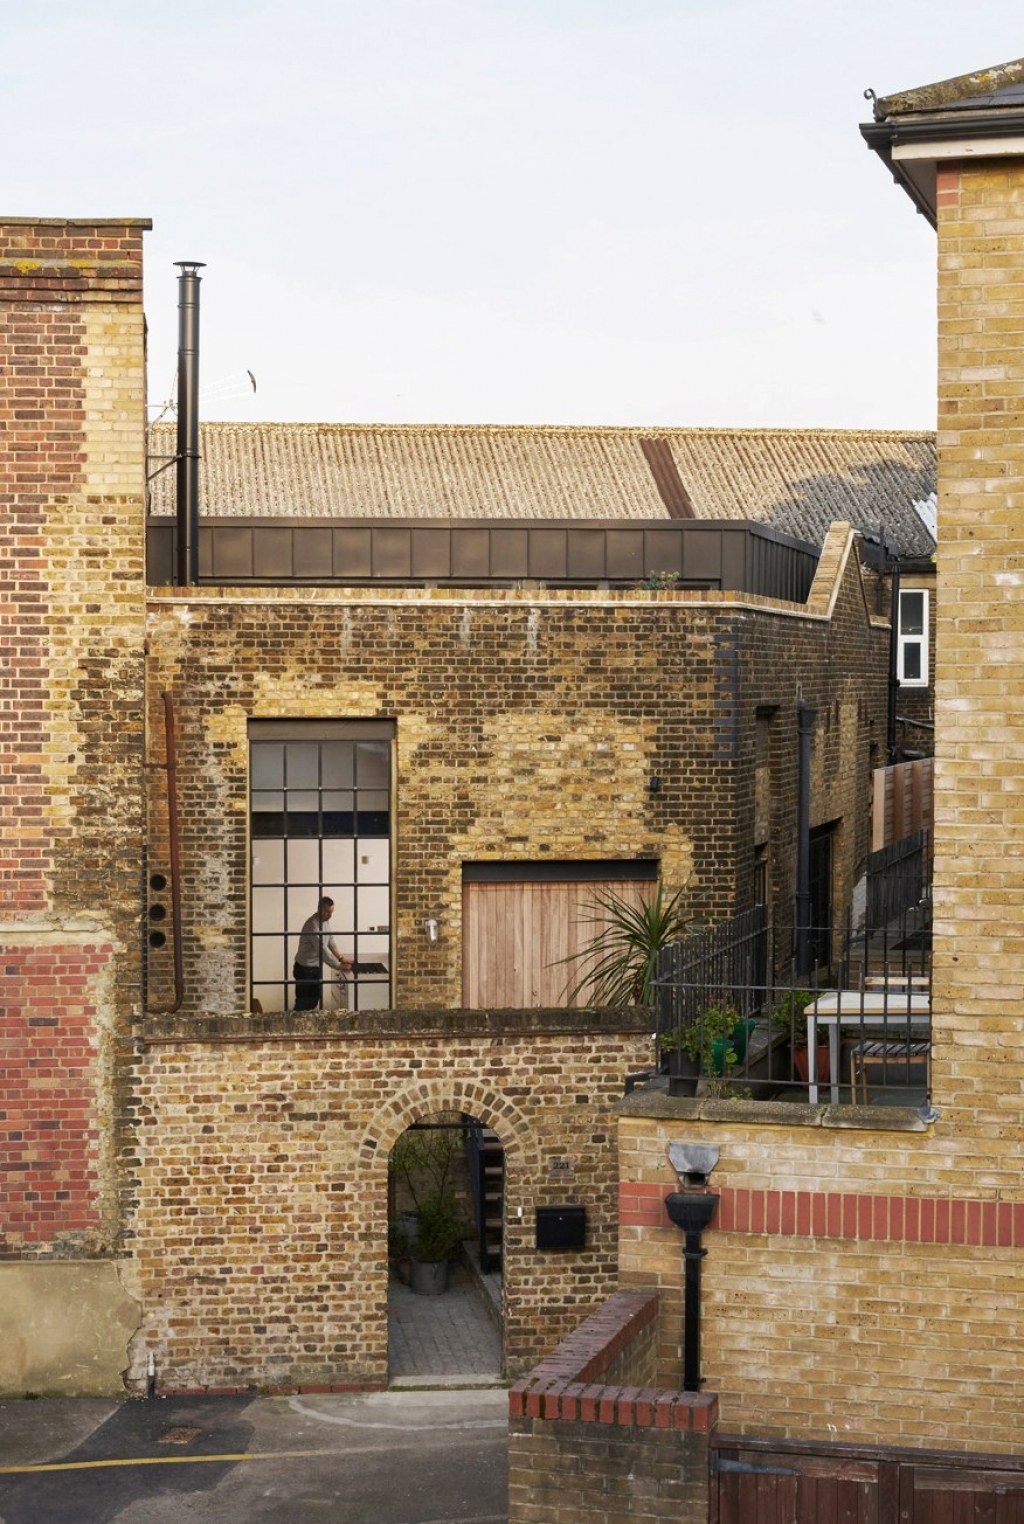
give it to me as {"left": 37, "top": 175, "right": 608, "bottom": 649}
{"left": 653, "top": 908, "right": 931, "bottom": 1106}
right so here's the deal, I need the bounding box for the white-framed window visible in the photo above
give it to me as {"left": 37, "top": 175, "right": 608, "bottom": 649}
{"left": 248, "top": 720, "right": 394, "bottom": 1012}
{"left": 897, "top": 588, "right": 928, "bottom": 687}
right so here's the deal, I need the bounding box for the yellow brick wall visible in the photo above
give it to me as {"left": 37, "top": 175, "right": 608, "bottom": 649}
{"left": 934, "top": 159, "right": 1024, "bottom": 1123}
{"left": 613, "top": 158, "right": 1024, "bottom": 1457}
{"left": 617, "top": 1111, "right": 1024, "bottom": 1451}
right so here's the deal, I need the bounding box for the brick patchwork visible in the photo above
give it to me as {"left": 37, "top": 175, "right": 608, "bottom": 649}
{"left": 0, "top": 944, "right": 114, "bottom": 1254}
{"left": 0, "top": 218, "right": 148, "bottom": 1257}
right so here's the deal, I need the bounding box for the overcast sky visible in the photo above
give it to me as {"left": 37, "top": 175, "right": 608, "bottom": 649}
{"left": 6, "top": 2, "right": 1022, "bottom": 428}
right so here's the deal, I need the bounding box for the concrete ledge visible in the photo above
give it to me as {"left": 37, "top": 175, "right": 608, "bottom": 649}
{"left": 0, "top": 1262, "right": 140, "bottom": 1396}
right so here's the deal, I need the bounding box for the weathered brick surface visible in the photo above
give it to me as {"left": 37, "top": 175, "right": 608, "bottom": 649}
{"left": 0, "top": 218, "right": 148, "bottom": 1255}
{"left": 123, "top": 1010, "right": 651, "bottom": 1391}
{"left": 144, "top": 526, "right": 886, "bottom": 1013}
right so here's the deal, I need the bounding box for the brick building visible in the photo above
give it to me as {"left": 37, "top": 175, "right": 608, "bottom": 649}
{"left": 506, "top": 57, "right": 1024, "bottom": 1523}
{"left": 0, "top": 214, "right": 912, "bottom": 1400}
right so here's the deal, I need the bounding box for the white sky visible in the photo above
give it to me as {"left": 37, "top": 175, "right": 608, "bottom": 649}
{"left": 6, "top": 2, "right": 1022, "bottom": 428}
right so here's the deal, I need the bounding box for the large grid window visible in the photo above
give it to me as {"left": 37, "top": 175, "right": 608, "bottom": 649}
{"left": 897, "top": 589, "right": 928, "bottom": 687}
{"left": 249, "top": 721, "right": 393, "bottom": 1012}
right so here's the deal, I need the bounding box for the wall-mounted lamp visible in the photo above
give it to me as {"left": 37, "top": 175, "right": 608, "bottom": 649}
{"left": 424, "top": 917, "right": 439, "bottom": 943}
{"left": 648, "top": 775, "right": 662, "bottom": 795}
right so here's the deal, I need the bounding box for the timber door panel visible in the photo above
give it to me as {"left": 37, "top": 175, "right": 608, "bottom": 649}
{"left": 714, "top": 1442, "right": 1024, "bottom": 1524}
{"left": 909, "top": 1467, "right": 1024, "bottom": 1522}
{"left": 462, "top": 875, "right": 650, "bottom": 1008}
{"left": 715, "top": 1447, "right": 882, "bottom": 1524}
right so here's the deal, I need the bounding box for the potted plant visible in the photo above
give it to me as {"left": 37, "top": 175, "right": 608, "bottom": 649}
{"left": 410, "top": 1192, "right": 468, "bottom": 1296}
{"left": 771, "top": 989, "right": 829, "bottom": 1084}
{"left": 660, "top": 1002, "right": 742, "bottom": 1096}
{"left": 389, "top": 1122, "right": 469, "bottom": 1296}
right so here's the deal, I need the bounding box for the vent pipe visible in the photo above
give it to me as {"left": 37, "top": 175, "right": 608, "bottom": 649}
{"left": 174, "top": 261, "right": 205, "bottom": 586}
{"left": 795, "top": 701, "right": 817, "bottom": 976}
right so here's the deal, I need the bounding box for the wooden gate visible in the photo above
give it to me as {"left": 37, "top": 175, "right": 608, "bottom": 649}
{"left": 713, "top": 1437, "right": 1024, "bottom": 1523}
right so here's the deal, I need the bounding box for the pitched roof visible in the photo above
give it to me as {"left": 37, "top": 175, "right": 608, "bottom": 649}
{"left": 147, "top": 422, "right": 936, "bottom": 557}
{"left": 864, "top": 58, "right": 1024, "bottom": 226}
{"left": 873, "top": 58, "right": 1024, "bottom": 119}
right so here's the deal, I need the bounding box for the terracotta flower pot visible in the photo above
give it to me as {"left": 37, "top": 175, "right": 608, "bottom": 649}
{"left": 792, "top": 1044, "right": 831, "bottom": 1084}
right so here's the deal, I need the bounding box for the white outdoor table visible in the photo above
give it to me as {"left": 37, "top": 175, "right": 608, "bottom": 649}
{"left": 803, "top": 990, "right": 931, "bottom": 1104}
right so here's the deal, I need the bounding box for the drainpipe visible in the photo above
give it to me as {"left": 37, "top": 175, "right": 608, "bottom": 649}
{"left": 887, "top": 558, "right": 901, "bottom": 765}
{"left": 795, "top": 702, "right": 817, "bottom": 977}
{"left": 175, "top": 261, "right": 204, "bottom": 586}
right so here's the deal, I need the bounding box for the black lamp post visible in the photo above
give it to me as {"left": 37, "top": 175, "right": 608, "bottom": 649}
{"left": 664, "top": 1188, "right": 719, "bottom": 1392}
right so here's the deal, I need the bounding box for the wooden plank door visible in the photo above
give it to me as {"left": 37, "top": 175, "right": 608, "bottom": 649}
{"left": 462, "top": 875, "right": 650, "bottom": 1008}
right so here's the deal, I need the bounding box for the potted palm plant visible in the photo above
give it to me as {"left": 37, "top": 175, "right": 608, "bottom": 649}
{"left": 556, "top": 882, "right": 690, "bottom": 1007}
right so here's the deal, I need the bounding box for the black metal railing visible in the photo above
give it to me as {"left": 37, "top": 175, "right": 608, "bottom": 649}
{"left": 653, "top": 907, "right": 931, "bottom": 1104}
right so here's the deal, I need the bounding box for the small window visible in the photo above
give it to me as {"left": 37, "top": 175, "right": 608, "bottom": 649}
{"left": 897, "top": 589, "right": 928, "bottom": 688}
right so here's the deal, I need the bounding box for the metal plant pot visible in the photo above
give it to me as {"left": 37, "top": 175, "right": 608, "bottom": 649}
{"left": 410, "top": 1259, "right": 449, "bottom": 1296}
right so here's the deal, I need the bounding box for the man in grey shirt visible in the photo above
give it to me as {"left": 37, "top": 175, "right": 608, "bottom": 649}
{"left": 293, "top": 896, "right": 352, "bottom": 1011}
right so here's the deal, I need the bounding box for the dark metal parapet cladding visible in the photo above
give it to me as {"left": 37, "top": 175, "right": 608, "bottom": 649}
{"left": 147, "top": 517, "right": 818, "bottom": 600}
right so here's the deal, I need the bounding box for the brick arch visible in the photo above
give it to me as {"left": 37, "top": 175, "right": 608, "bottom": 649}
{"left": 357, "top": 1076, "right": 539, "bottom": 1171}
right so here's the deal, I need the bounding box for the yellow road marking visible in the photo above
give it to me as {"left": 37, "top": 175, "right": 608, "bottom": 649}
{"left": 0, "top": 1448, "right": 333, "bottom": 1475}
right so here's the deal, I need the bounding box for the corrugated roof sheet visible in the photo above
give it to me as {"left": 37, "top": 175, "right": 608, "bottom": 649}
{"left": 147, "top": 422, "right": 936, "bottom": 556}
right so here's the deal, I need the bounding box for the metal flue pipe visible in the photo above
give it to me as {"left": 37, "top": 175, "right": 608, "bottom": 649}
{"left": 174, "top": 261, "right": 205, "bottom": 586}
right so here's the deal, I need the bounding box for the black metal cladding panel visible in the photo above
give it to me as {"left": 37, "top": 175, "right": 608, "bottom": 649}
{"left": 334, "top": 527, "right": 373, "bottom": 577}
{"left": 604, "top": 529, "right": 646, "bottom": 580}
{"left": 719, "top": 529, "right": 749, "bottom": 592}
{"left": 148, "top": 522, "right": 174, "bottom": 584}
{"left": 213, "top": 526, "right": 256, "bottom": 579}
{"left": 293, "top": 527, "right": 333, "bottom": 579}
{"left": 451, "top": 528, "right": 491, "bottom": 578}
{"left": 490, "top": 528, "right": 530, "bottom": 578}
{"left": 146, "top": 518, "right": 818, "bottom": 598}
{"left": 566, "top": 528, "right": 607, "bottom": 580}
{"left": 411, "top": 528, "right": 452, "bottom": 578}
{"left": 681, "top": 527, "right": 725, "bottom": 582}
{"left": 642, "top": 528, "right": 685, "bottom": 579}
{"left": 528, "top": 529, "right": 568, "bottom": 580}
{"left": 373, "top": 528, "right": 413, "bottom": 577}
{"left": 252, "top": 527, "right": 291, "bottom": 579}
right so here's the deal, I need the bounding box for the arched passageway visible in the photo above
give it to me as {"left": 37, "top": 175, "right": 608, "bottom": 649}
{"left": 386, "top": 1112, "right": 504, "bottom": 1384}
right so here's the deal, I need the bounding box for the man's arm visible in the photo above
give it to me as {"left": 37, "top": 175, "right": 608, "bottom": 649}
{"left": 324, "top": 934, "right": 352, "bottom": 972}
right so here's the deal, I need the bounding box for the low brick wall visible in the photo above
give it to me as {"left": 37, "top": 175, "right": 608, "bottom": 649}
{"left": 508, "top": 1290, "right": 716, "bottom": 1523}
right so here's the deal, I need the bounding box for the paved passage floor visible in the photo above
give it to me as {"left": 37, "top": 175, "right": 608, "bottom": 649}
{"left": 388, "top": 1262, "right": 503, "bottom": 1385}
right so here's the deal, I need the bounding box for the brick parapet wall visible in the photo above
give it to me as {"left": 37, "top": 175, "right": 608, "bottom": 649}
{"left": 508, "top": 1290, "right": 715, "bottom": 1524}
{"left": 0, "top": 216, "right": 147, "bottom": 1255}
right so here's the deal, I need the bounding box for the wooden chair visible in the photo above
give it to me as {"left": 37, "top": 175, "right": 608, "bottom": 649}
{"left": 848, "top": 1039, "right": 929, "bottom": 1103}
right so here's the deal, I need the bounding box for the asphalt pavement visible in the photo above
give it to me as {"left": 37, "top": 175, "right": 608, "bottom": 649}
{"left": 0, "top": 1387, "right": 509, "bottom": 1524}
